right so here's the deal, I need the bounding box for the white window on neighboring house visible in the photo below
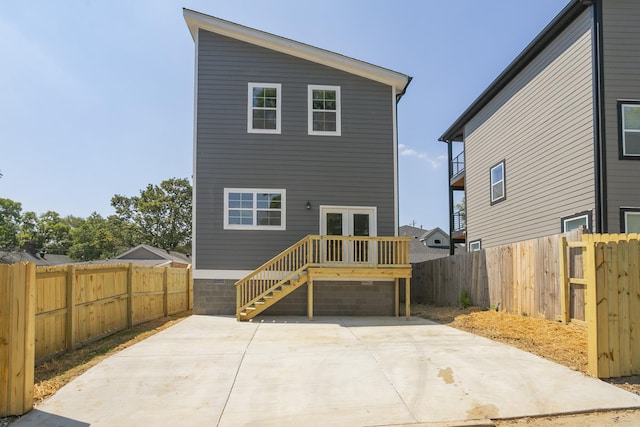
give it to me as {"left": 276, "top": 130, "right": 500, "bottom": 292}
{"left": 561, "top": 211, "right": 590, "bottom": 232}
{"left": 224, "top": 189, "right": 286, "bottom": 230}
{"left": 621, "top": 208, "right": 640, "bottom": 233}
{"left": 248, "top": 83, "right": 281, "bottom": 134}
{"left": 308, "top": 85, "right": 341, "bottom": 136}
{"left": 490, "top": 160, "right": 506, "bottom": 204}
{"left": 619, "top": 101, "right": 640, "bottom": 157}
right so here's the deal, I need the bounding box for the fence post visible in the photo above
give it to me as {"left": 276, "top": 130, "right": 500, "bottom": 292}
{"left": 127, "top": 263, "right": 134, "bottom": 328}
{"left": 163, "top": 267, "right": 169, "bottom": 317}
{"left": 66, "top": 265, "right": 77, "bottom": 350}
{"left": 1, "top": 263, "right": 36, "bottom": 417}
{"left": 186, "top": 266, "right": 192, "bottom": 310}
{"left": 558, "top": 237, "right": 570, "bottom": 324}
{"left": 584, "top": 240, "right": 600, "bottom": 377}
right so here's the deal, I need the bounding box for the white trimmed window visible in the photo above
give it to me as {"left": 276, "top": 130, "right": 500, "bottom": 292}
{"left": 469, "top": 240, "right": 481, "bottom": 252}
{"left": 620, "top": 102, "right": 640, "bottom": 157}
{"left": 490, "top": 160, "right": 506, "bottom": 205}
{"left": 561, "top": 211, "right": 590, "bottom": 232}
{"left": 308, "top": 85, "right": 341, "bottom": 136}
{"left": 248, "top": 83, "right": 281, "bottom": 134}
{"left": 621, "top": 208, "right": 640, "bottom": 233}
{"left": 224, "top": 189, "right": 286, "bottom": 230}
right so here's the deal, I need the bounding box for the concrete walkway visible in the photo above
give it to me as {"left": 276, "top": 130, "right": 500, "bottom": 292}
{"left": 14, "top": 316, "right": 640, "bottom": 426}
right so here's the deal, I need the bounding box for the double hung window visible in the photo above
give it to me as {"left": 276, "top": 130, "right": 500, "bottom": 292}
{"left": 490, "top": 160, "right": 506, "bottom": 204}
{"left": 224, "top": 189, "right": 286, "bottom": 230}
{"left": 308, "top": 85, "right": 341, "bottom": 135}
{"left": 248, "top": 83, "right": 281, "bottom": 134}
{"left": 619, "top": 101, "right": 640, "bottom": 158}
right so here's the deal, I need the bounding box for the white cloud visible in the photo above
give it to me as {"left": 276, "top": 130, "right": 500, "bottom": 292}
{"left": 398, "top": 144, "right": 442, "bottom": 169}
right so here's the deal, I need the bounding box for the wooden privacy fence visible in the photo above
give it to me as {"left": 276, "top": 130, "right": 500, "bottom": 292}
{"left": 412, "top": 229, "right": 584, "bottom": 321}
{"left": 560, "top": 234, "right": 640, "bottom": 378}
{"left": 1, "top": 263, "right": 35, "bottom": 417}
{"left": 1, "top": 262, "right": 193, "bottom": 417}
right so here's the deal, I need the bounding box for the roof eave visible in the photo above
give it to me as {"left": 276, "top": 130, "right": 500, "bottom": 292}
{"left": 438, "top": 0, "right": 590, "bottom": 143}
{"left": 183, "top": 8, "right": 411, "bottom": 96}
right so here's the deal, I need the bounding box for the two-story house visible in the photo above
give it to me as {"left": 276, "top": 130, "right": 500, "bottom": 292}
{"left": 439, "top": 0, "right": 640, "bottom": 251}
{"left": 184, "top": 10, "right": 412, "bottom": 319}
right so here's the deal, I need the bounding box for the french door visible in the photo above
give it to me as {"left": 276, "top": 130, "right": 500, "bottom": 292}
{"left": 319, "top": 206, "right": 377, "bottom": 263}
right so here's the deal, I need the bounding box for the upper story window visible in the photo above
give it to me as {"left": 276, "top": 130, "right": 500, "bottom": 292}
{"left": 619, "top": 101, "right": 640, "bottom": 158}
{"left": 224, "top": 188, "right": 286, "bottom": 230}
{"left": 308, "top": 85, "right": 341, "bottom": 136}
{"left": 561, "top": 211, "right": 590, "bottom": 232}
{"left": 621, "top": 208, "right": 640, "bottom": 233}
{"left": 490, "top": 160, "right": 506, "bottom": 205}
{"left": 248, "top": 83, "right": 281, "bottom": 134}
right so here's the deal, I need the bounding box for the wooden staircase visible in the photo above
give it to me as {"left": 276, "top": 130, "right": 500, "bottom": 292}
{"left": 237, "top": 273, "right": 308, "bottom": 320}
{"left": 235, "top": 235, "right": 412, "bottom": 321}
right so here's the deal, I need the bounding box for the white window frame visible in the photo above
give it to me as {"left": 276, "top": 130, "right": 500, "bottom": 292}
{"left": 224, "top": 188, "right": 286, "bottom": 230}
{"left": 490, "top": 160, "right": 506, "bottom": 205}
{"left": 248, "top": 83, "right": 281, "bottom": 134}
{"left": 622, "top": 208, "right": 640, "bottom": 233}
{"left": 308, "top": 85, "right": 341, "bottom": 136}
{"left": 620, "top": 102, "right": 640, "bottom": 157}
{"left": 561, "top": 212, "right": 589, "bottom": 232}
{"left": 469, "top": 240, "right": 481, "bottom": 252}
{"left": 318, "top": 205, "right": 377, "bottom": 236}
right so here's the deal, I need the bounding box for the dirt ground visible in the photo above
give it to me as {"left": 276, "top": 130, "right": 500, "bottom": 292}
{"left": 413, "top": 304, "right": 640, "bottom": 425}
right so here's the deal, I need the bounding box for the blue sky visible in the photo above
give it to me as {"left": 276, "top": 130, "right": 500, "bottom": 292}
{"left": 1, "top": 0, "right": 569, "bottom": 231}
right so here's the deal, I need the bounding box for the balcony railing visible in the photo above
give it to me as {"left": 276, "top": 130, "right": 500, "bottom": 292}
{"left": 453, "top": 210, "right": 466, "bottom": 232}
{"left": 451, "top": 151, "right": 465, "bottom": 178}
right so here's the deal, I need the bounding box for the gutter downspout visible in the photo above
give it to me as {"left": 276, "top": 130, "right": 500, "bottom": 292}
{"left": 591, "top": 0, "right": 607, "bottom": 233}
{"left": 446, "top": 140, "right": 455, "bottom": 256}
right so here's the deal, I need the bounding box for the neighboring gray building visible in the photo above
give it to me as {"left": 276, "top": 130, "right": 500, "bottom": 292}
{"left": 439, "top": 0, "right": 640, "bottom": 251}
{"left": 0, "top": 249, "right": 72, "bottom": 266}
{"left": 73, "top": 244, "right": 191, "bottom": 268}
{"left": 399, "top": 225, "right": 457, "bottom": 263}
{"left": 184, "top": 10, "right": 411, "bottom": 315}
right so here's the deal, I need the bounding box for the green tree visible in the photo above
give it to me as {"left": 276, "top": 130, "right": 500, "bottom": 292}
{"left": 0, "top": 198, "right": 22, "bottom": 249}
{"left": 111, "top": 178, "right": 192, "bottom": 252}
{"left": 19, "top": 210, "right": 72, "bottom": 254}
{"left": 68, "top": 213, "right": 131, "bottom": 261}
{"left": 455, "top": 196, "right": 466, "bottom": 224}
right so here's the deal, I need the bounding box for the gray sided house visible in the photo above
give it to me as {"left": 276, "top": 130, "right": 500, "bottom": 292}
{"left": 440, "top": 0, "right": 640, "bottom": 252}
{"left": 184, "top": 10, "right": 412, "bottom": 317}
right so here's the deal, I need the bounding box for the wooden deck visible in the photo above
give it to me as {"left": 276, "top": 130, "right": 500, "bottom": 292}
{"left": 235, "top": 235, "right": 412, "bottom": 320}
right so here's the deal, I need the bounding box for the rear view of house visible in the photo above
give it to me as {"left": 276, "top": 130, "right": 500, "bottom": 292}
{"left": 184, "top": 10, "right": 412, "bottom": 318}
{"left": 440, "top": 0, "right": 640, "bottom": 251}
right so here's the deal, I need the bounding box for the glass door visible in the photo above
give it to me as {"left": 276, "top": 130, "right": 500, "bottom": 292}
{"left": 320, "top": 207, "right": 376, "bottom": 263}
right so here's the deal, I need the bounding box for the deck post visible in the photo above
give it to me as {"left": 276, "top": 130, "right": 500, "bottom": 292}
{"left": 307, "top": 275, "right": 314, "bottom": 320}
{"left": 394, "top": 278, "right": 399, "bottom": 317}
{"left": 405, "top": 277, "right": 411, "bottom": 320}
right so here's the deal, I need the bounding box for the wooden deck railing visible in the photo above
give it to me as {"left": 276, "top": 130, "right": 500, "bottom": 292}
{"left": 235, "top": 235, "right": 411, "bottom": 314}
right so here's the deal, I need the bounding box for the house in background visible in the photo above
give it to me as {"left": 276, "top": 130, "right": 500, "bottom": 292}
{"left": 439, "top": 0, "right": 640, "bottom": 251}
{"left": 114, "top": 244, "right": 191, "bottom": 268}
{"left": 184, "top": 10, "right": 412, "bottom": 319}
{"left": 399, "top": 225, "right": 455, "bottom": 263}
{"left": 0, "top": 247, "right": 72, "bottom": 266}
{"left": 74, "top": 244, "right": 191, "bottom": 268}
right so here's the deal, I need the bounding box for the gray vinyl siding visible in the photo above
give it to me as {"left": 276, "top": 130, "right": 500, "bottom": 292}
{"left": 601, "top": 0, "right": 640, "bottom": 232}
{"left": 463, "top": 10, "right": 595, "bottom": 248}
{"left": 195, "top": 29, "right": 395, "bottom": 270}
